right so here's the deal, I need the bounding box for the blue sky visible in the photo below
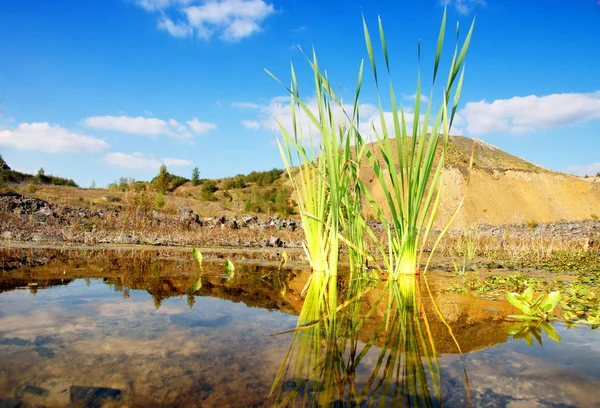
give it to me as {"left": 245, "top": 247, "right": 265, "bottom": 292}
{"left": 0, "top": 0, "right": 599, "bottom": 187}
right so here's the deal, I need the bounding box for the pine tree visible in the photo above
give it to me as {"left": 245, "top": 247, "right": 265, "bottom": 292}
{"left": 156, "top": 164, "right": 169, "bottom": 194}
{"left": 191, "top": 167, "right": 200, "bottom": 186}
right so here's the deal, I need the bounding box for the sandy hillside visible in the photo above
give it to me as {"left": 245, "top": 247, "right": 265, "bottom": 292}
{"left": 360, "top": 136, "right": 600, "bottom": 228}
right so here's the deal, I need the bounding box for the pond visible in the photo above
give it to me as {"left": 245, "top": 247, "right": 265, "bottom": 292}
{"left": 0, "top": 248, "right": 599, "bottom": 407}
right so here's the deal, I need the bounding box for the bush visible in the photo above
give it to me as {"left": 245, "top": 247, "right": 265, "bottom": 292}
{"left": 154, "top": 192, "right": 165, "bottom": 209}
{"left": 123, "top": 185, "right": 154, "bottom": 226}
{"left": 169, "top": 176, "right": 188, "bottom": 191}
{"left": 223, "top": 177, "right": 246, "bottom": 190}
{"left": 244, "top": 185, "right": 295, "bottom": 216}
{"left": 151, "top": 166, "right": 189, "bottom": 193}
{"left": 239, "top": 168, "right": 283, "bottom": 186}
{"left": 200, "top": 180, "right": 218, "bottom": 201}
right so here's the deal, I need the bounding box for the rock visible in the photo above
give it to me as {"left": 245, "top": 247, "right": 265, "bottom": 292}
{"left": 21, "top": 384, "right": 49, "bottom": 397}
{"left": 0, "top": 398, "right": 22, "bottom": 408}
{"left": 225, "top": 217, "right": 239, "bottom": 229}
{"left": 268, "top": 236, "right": 283, "bottom": 247}
{"left": 178, "top": 207, "right": 200, "bottom": 225}
{"left": 32, "top": 234, "right": 62, "bottom": 243}
{"left": 242, "top": 215, "right": 257, "bottom": 226}
{"left": 113, "top": 235, "right": 140, "bottom": 245}
{"left": 0, "top": 337, "right": 30, "bottom": 346}
{"left": 70, "top": 386, "right": 121, "bottom": 408}
{"left": 37, "top": 208, "right": 54, "bottom": 218}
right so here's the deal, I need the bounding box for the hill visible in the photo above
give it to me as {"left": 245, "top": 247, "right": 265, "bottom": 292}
{"left": 2, "top": 137, "right": 599, "bottom": 229}
{"left": 359, "top": 136, "right": 600, "bottom": 228}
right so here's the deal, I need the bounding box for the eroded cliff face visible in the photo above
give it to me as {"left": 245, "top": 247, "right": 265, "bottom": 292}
{"left": 359, "top": 136, "right": 600, "bottom": 229}
{"left": 438, "top": 168, "right": 600, "bottom": 228}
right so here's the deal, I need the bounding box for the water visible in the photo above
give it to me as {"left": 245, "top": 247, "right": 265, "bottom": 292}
{"left": 1, "top": 249, "right": 600, "bottom": 407}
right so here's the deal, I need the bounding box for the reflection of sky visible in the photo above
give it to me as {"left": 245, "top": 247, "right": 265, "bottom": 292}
{"left": 0, "top": 279, "right": 298, "bottom": 406}
{"left": 1, "top": 279, "right": 600, "bottom": 406}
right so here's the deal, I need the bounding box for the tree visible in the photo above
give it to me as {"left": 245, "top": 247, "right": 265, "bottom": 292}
{"left": 191, "top": 167, "right": 200, "bottom": 186}
{"left": 37, "top": 167, "right": 45, "bottom": 177}
{"left": 155, "top": 164, "right": 169, "bottom": 194}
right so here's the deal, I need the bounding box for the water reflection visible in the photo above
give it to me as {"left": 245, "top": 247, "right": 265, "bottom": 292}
{"left": 271, "top": 274, "right": 450, "bottom": 407}
{"left": 1, "top": 251, "right": 600, "bottom": 407}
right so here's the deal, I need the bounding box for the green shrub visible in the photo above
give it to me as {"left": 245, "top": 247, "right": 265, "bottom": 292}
{"left": 223, "top": 177, "right": 246, "bottom": 190}
{"left": 151, "top": 166, "right": 189, "bottom": 193}
{"left": 27, "top": 183, "right": 38, "bottom": 194}
{"left": 240, "top": 168, "right": 283, "bottom": 186}
{"left": 169, "top": 176, "right": 188, "bottom": 191}
{"left": 154, "top": 192, "right": 165, "bottom": 209}
{"left": 244, "top": 185, "right": 294, "bottom": 216}
{"left": 200, "top": 180, "right": 218, "bottom": 201}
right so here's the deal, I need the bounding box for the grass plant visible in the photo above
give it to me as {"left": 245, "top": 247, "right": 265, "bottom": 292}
{"left": 358, "top": 10, "right": 475, "bottom": 279}
{"left": 267, "top": 47, "right": 367, "bottom": 279}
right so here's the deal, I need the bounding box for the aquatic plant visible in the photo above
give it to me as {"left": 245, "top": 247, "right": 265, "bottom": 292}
{"left": 192, "top": 247, "right": 203, "bottom": 269}
{"left": 560, "top": 282, "right": 600, "bottom": 326}
{"left": 267, "top": 48, "right": 367, "bottom": 280}
{"left": 506, "top": 286, "right": 561, "bottom": 321}
{"left": 359, "top": 10, "right": 475, "bottom": 279}
{"left": 224, "top": 259, "right": 235, "bottom": 277}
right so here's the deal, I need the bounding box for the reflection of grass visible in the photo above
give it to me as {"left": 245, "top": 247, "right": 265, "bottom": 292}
{"left": 271, "top": 272, "right": 454, "bottom": 407}
{"left": 358, "top": 278, "right": 441, "bottom": 406}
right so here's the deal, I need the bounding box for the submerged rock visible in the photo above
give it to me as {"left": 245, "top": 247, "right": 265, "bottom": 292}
{"left": 70, "top": 386, "right": 121, "bottom": 408}
{"left": 0, "top": 398, "right": 22, "bottom": 408}
{"left": 20, "top": 384, "right": 49, "bottom": 397}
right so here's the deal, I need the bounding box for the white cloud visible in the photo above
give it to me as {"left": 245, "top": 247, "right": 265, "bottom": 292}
{"left": 158, "top": 17, "right": 193, "bottom": 38}
{"left": 186, "top": 118, "right": 217, "bottom": 134}
{"left": 104, "top": 153, "right": 193, "bottom": 171}
{"left": 405, "top": 93, "right": 429, "bottom": 103}
{"left": 460, "top": 91, "right": 600, "bottom": 136}
{"left": 104, "top": 152, "right": 161, "bottom": 171}
{"left": 0, "top": 122, "right": 109, "bottom": 153}
{"left": 83, "top": 115, "right": 214, "bottom": 139}
{"left": 220, "top": 19, "right": 260, "bottom": 41}
{"left": 441, "top": 0, "right": 483, "bottom": 15}
{"left": 565, "top": 163, "right": 600, "bottom": 177}
{"left": 232, "top": 102, "right": 261, "bottom": 109}
{"left": 136, "top": 0, "right": 276, "bottom": 41}
{"left": 241, "top": 120, "right": 260, "bottom": 129}
{"left": 135, "top": 0, "right": 192, "bottom": 11}
{"left": 163, "top": 158, "right": 193, "bottom": 166}
{"left": 254, "top": 96, "right": 430, "bottom": 143}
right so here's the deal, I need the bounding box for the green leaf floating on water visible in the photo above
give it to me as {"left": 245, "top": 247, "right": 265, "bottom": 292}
{"left": 224, "top": 259, "right": 235, "bottom": 277}
{"left": 192, "top": 248, "right": 203, "bottom": 269}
